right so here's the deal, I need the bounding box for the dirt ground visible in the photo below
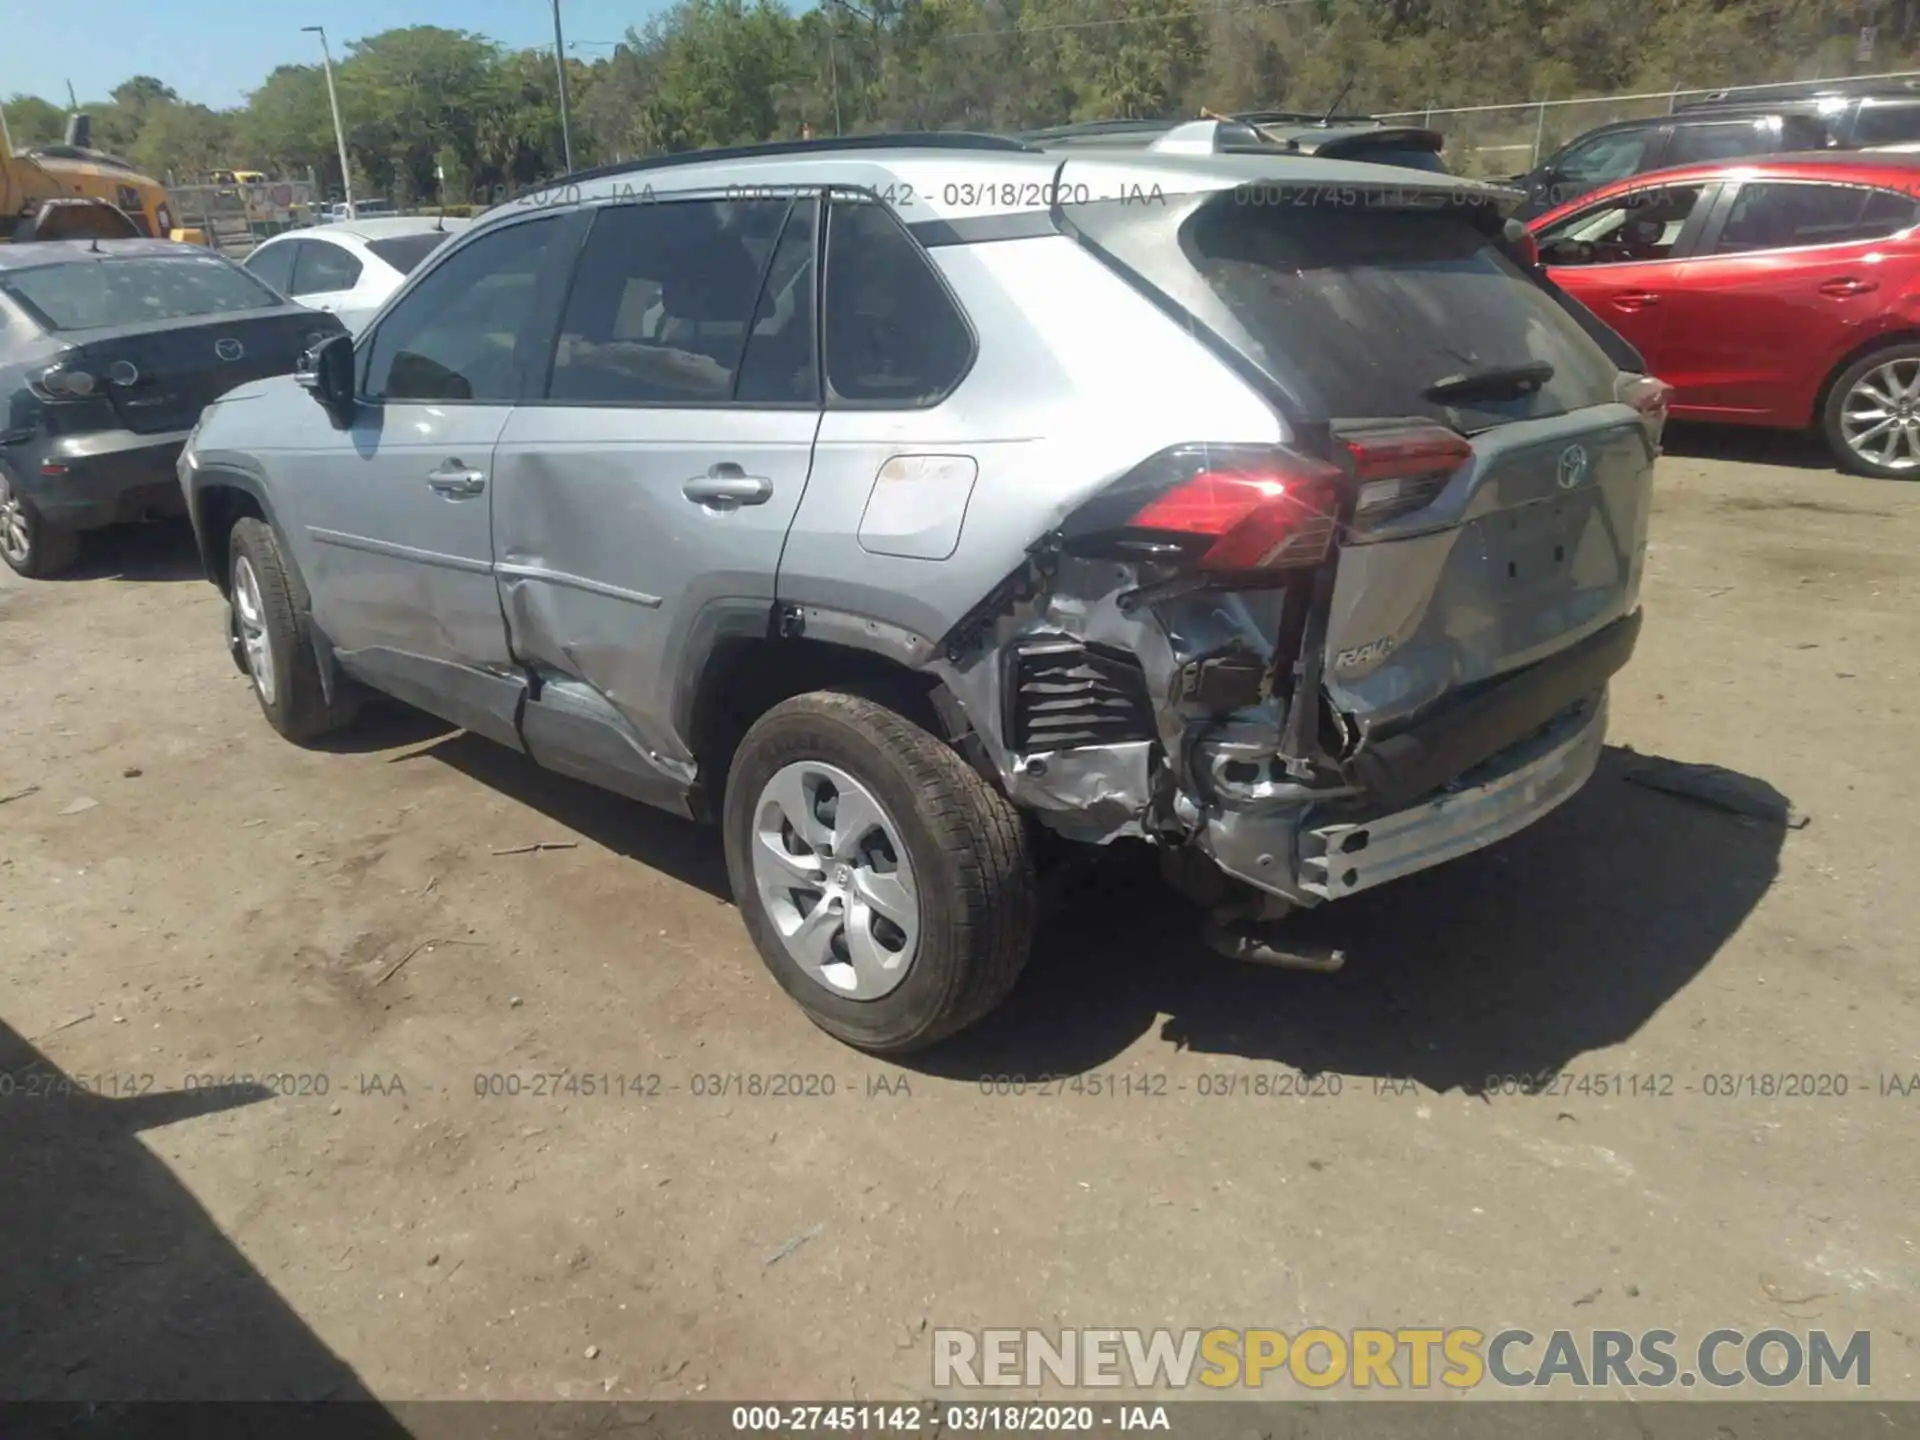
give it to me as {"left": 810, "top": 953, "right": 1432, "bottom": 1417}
{"left": 3, "top": 426, "right": 1918, "bottom": 1410}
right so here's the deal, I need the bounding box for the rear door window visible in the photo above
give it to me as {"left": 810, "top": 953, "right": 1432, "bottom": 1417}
{"left": 546, "top": 197, "right": 792, "bottom": 405}
{"left": 1714, "top": 182, "right": 1919, "bottom": 253}
{"left": 245, "top": 240, "right": 298, "bottom": 295}
{"left": 1067, "top": 190, "right": 1618, "bottom": 432}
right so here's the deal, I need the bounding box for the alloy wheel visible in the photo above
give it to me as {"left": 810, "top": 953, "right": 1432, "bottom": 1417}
{"left": 749, "top": 760, "right": 921, "bottom": 999}
{"left": 1841, "top": 358, "right": 1920, "bottom": 473}
{"left": 231, "top": 555, "right": 277, "bottom": 705}
{"left": 0, "top": 474, "right": 31, "bottom": 568}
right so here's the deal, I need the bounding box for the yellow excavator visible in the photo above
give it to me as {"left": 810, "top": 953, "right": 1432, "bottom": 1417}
{"left": 1, "top": 109, "right": 207, "bottom": 244}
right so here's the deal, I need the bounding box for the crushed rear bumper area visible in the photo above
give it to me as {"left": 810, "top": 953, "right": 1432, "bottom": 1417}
{"left": 1341, "top": 610, "right": 1640, "bottom": 812}
{"left": 1199, "top": 611, "right": 1638, "bottom": 903}
{"left": 1298, "top": 691, "right": 1607, "bottom": 900}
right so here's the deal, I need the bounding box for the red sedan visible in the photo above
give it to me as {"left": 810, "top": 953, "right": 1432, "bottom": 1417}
{"left": 1529, "top": 151, "right": 1920, "bottom": 478}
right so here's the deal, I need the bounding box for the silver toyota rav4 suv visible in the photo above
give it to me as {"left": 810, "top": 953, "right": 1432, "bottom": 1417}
{"left": 178, "top": 126, "right": 1668, "bottom": 1054}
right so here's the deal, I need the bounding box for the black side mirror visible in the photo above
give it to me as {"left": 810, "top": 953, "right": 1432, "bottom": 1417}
{"left": 297, "top": 332, "right": 356, "bottom": 422}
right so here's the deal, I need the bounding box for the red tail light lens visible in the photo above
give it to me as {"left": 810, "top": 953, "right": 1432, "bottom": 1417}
{"left": 1339, "top": 422, "right": 1472, "bottom": 524}
{"left": 1339, "top": 423, "right": 1472, "bottom": 483}
{"left": 1128, "top": 457, "right": 1343, "bottom": 572}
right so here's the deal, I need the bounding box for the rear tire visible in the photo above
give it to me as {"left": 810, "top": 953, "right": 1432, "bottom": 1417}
{"left": 722, "top": 690, "right": 1035, "bottom": 1055}
{"left": 0, "top": 467, "right": 80, "bottom": 578}
{"left": 1823, "top": 343, "right": 1920, "bottom": 479}
{"left": 228, "top": 518, "right": 358, "bottom": 744}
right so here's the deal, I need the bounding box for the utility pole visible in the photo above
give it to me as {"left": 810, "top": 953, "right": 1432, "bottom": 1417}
{"left": 551, "top": 0, "right": 576, "bottom": 174}
{"left": 826, "top": 2, "right": 843, "bottom": 136}
{"left": 302, "top": 26, "right": 357, "bottom": 217}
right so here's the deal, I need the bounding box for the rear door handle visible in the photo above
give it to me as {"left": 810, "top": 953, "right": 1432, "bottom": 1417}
{"left": 427, "top": 462, "right": 486, "bottom": 497}
{"left": 1818, "top": 277, "right": 1878, "bottom": 298}
{"left": 1610, "top": 291, "right": 1661, "bottom": 312}
{"left": 683, "top": 464, "right": 773, "bottom": 508}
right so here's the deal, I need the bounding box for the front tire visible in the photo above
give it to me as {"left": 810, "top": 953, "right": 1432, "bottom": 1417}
{"left": 722, "top": 690, "right": 1035, "bottom": 1055}
{"left": 1824, "top": 343, "right": 1920, "bottom": 479}
{"left": 228, "top": 518, "right": 358, "bottom": 743}
{"left": 0, "top": 467, "right": 80, "bottom": 578}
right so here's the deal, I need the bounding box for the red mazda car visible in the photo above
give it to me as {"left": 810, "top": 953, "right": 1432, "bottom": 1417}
{"left": 1529, "top": 151, "right": 1920, "bottom": 478}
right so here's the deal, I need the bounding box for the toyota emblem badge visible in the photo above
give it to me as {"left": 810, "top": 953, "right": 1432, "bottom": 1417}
{"left": 215, "top": 337, "right": 245, "bottom": 362}
{"left": 1556, "top": 443, "right": 1590, "bottom": 490}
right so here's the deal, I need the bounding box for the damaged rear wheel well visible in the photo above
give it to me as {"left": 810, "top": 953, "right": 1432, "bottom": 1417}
{"left": 687, "top": 637, "right": 961, "bottom": 821}
{"left": 196, "top": 483, "right": 268, "bottom": 592}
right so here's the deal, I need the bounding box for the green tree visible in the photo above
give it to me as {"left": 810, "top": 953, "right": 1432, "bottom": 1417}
{"left": 2, "top": 93, "right": 68, "bottom": 147}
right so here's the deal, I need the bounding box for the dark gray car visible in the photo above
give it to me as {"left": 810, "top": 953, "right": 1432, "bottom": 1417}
{"left": 0, "top": 240, "right": 344, "bottom": 576}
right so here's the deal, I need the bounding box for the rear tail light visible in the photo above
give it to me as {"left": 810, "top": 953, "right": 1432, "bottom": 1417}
{"left": 1618, "top": 373, "right": 1672, "bottom": 418}
{"left": 28, "top": 364, "right": 98, "bottom": 401}
{"left": 1617, "top": 373, "right": 1673, "bottom": 448}
{"left": 1123, "top": 451, "right": 1343, "bottom": 573}
{"left": 1341, "top": 422, "right": 1473, "bottom": 524}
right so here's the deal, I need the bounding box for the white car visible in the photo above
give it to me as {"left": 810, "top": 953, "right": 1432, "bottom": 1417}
{"left": 242, "top": 216, "right": 472, "bottom": 334}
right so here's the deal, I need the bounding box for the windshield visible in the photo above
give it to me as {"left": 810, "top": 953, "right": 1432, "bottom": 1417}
{"left": 1066, "top": 189, "right": 1617, "bottom": 429}
{"left": 366, "top": 232, "right": 455, "bottom": 274}
{"left": 2, "top": 253, "right": 282, "bottom": 332}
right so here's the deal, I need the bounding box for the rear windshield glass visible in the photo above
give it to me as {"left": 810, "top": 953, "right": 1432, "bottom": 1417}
{"left": 1335, "top": 145, "right": 1449, "bottom": 174}
{"left": 367, "top": 232, "right": 454, "bottom": 274}
{"left": 2, "top": 253, "right": 280, "bottom": 332}
{"left": 1067, "top": 190, "right": 1617, "bottom": 429}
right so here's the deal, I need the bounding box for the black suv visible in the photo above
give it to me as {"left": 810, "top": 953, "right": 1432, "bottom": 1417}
{"left": 1512, "top": 87, "right": 1920, "bottom": 219}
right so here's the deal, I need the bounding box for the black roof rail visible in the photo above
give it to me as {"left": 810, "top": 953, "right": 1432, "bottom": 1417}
{"left": 513, "top": 131, "right": 1040, "bottom": 203}
{"left": 1235, "top": 110, "right": 1382, "bottom": 128}
{"left": 1016, "top": 118, "right": 1180, "bottom": 140}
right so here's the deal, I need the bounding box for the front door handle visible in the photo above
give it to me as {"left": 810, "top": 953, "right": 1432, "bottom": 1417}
{"left": 427, "top": 462, "right": 486, "bottom": 497}
{"left": 1610, "top": 291, "right": 1661, "bottom": 313}
{"left": 683, "top": 464, "right": 773, "bottom": 508}
{"left": 1818, "top": 276, "right": 1878, "bottom": 298}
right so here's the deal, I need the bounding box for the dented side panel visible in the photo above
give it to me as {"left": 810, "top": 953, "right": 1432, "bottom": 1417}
{"left": 491, "top": 405, "right": 821, "bottom": 772}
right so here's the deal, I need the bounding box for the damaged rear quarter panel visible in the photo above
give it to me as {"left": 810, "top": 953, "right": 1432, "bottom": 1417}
{"left": 772, "top": 234, "right": 1282, "bottom": 836}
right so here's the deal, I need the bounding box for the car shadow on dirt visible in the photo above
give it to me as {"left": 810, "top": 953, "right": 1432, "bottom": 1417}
{"left": 392, "top": 720, "right": 1782, "bottom": 1094}
{"left": 1660, "top": 422, "right": 1835, "bottom": 472}
{"left": 52, "top": 520, "right": 207, "bottom": 584}
{"left": 918, "top": 746, "right": 1787, "bottom": 1093}
{"left": 421, "top": 727, "right": 734, "bottom": 898}
{"left": 0, "top": 1022, "right": 411, "bottom": 1429}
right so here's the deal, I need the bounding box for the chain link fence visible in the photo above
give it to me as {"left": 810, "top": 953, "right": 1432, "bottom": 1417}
{"left": 1380, "top": 68, "right": 1920, "bottom": 179}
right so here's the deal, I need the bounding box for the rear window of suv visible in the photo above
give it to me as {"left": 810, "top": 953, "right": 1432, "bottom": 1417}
{"left": 1067, "top": 189, "right": 1618, "bottom": 430}
{"left": 367, "top": 232, "right": 455, "bottom": 274}
{"left": 2, "top": 253, "right": 280, "bottom": 332}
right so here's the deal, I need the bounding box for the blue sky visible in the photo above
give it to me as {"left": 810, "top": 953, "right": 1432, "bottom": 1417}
{"left": 0, "top": 0, "right": 674, "bottom": 111}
